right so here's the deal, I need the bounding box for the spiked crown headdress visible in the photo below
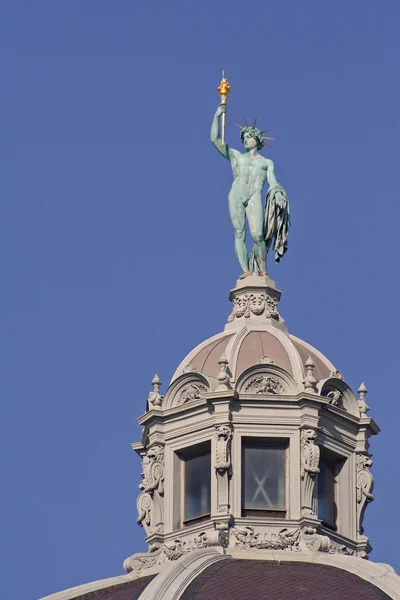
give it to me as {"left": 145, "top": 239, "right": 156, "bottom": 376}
{"left": 235, "top": 118, "right": 274, "bottom": 149}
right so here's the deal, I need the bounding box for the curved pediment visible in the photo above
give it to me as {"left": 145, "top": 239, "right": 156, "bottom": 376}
{"left": 235, "top": 364, "right": 299, "bottom": 396}
{"left": 319, "top": 378, "right": 359, "bottom": 416}
{"left": 162, "top": 373, "right": 211, "bottom": 410}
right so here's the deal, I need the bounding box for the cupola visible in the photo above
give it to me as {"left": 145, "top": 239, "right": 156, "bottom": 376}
{"left": 124, "top": 275, "right": 378, "bottom": 577}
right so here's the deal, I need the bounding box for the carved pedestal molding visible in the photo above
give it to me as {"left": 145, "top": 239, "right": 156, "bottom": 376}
{"left": 225, "top": 276, "right": 285, "bottom": 328}
{"left": 137, "top": 445, "right": 165, "bottom": 536}
{"left": 358, "top": 382, "right": 369, "bottom": 415}
{"left": 300, "top": 429, "right": 320, "bottom": 516}
{"left": 214, "top": 425, "right": 232, "bottom": 518}
{"left": 356, "top": 453, "right": 374, "bottom": 536}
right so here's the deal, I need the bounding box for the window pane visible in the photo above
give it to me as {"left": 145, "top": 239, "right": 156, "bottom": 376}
{"left": 317, "top": 459, "right": 336, "bottom": 527}
{"left": 243, "top": 446, "right": 285, "bottom": 510}
{"left": 184, "top": 452, "right": 211, "bottom": 521}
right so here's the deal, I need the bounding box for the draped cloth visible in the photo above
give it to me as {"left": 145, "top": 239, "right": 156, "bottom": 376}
{"left": 264, "top": 184, "right": 290, "bottom": 263}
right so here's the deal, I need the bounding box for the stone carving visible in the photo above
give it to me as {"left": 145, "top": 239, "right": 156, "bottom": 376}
{"left": 216, "top": 354, "right": 232, "bottom": 391}
{"left": 303, "top": 357, "right": 318, "bottom": 393}
{"left": 244, "top": 375, "right": 285, "bottom": 395}
{"left": 327, "top": 389, "right": 342, "bottom": 407}
{"left": 300, "top": 527, "right": 330, "bottom": 553}
{"left": 330, "top": 370, "right": 344, "bottom": 381}
{"left": 227, "top": 292, "right": 283, "bottom": 323}
{"left": 136, "top": 493, "right": 152, "bottom": 528}
{"left": 182, "top": 363, "right": 197, "bottom": 374}
{"left": 356, "top": 454, "right": 374, "bottom": 536}
{"left": 215, "top": 425, "right": 232, "bottom": 473}
{"left": 300, "top": 429, "right": 320, "bottom": 516}
{"left": 257, "top": 355, "right": 274, "bottom": 364}
{"left": 232, "top": 526, "right": 300, "bottom": 550}
{"left": 357, "top": 382, "right": 369, "bottom": 415}
{"left": 163, "top": 531, "right": 209, "bottom": 561}
{"left": 137, "top": 445, "right": 165, "bottom": 535}
{"left": 148, "top": 374, "right": 163, "bottom": 409}
{"left": 139, "top": 445, "right": 165, "bottom": 495}
{"left": 177, "top": 382, "right": 208, "bottom": 405}
{"left": 328, "top": 543, "right": 356, "bottom": 556}
{"left": 123, "top": 546, "right": 162, "bottom": 576}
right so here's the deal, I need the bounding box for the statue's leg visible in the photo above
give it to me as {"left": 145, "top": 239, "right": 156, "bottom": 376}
{"left": 247, "top": 194, "right": 267, "bottom": 274}
{"left": 228, "top": 193, "right": 248, "bottom": 272}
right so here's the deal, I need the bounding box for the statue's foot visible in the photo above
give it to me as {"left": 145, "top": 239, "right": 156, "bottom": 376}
{"left": 239, "top": 270, "right": 250, "bottom": 280}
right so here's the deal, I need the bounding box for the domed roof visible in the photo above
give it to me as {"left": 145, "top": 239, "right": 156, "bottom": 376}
{"left": 46, "top": 556, "right": 395, "bottom": 600}
{"left": 180, "top": 560, "right": 391, "bottom": 600}
{"left": 171, "top": 276, "right": 336, "bottom": 387}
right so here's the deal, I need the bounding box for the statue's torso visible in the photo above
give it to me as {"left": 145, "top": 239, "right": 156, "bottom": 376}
{"left": 230, "top": 152, "right": 268, "bottom": 200}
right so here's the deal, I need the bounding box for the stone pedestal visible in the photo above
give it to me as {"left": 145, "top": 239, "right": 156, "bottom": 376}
{"left": 225, "top": 275, "right": 286, "bottom": 332}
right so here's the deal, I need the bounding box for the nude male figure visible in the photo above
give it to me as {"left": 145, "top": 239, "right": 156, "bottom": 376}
{"left": 210, "top": 103, "right": 289, "bottom": 277}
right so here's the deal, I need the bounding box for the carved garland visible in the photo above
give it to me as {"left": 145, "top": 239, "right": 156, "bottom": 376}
{"left": 227, "top": 292, "right": 283, "bottom": 322}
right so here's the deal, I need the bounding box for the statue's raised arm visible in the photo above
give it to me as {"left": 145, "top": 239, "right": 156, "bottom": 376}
{"left": 210, "top": 104, "right": 239, "bottom": 161}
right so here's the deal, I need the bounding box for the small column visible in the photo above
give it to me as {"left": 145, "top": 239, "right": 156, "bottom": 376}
{"left": 214, "top": 424, "right": 232, "bottom": 526}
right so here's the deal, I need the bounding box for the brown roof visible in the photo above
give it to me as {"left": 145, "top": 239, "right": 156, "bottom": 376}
{"left": 70, "top": 575, "right": 155, "bottom": 600}
{"left": 181, "top": 559, "right": 391, "bottom": 600}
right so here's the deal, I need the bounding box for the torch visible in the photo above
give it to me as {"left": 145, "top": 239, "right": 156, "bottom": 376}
{"left": 217, "top": 71, "right": 231, "bottom": 147}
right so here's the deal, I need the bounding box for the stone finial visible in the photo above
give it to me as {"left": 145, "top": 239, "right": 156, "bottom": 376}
{"left": 216, "top": 354, "right": 232, "bottom": 391}
{"left": 357, "top": 382, "right": 369, "bottom": 415}
{"left": 148, "top": 374, "right": 163, "bottom": 408}
{"left": 303, "top": 357, "right": 318, "bottom": 393}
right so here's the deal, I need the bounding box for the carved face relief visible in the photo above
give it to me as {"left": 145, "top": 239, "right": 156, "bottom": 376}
{"left": 147, "top": 444, "right": 164, "bottom": 463}
{"left": 215, "top": 425, "right": 231, "bottom": 440}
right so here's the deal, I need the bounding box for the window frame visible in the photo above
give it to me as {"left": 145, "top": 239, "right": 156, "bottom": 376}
{"left": 317, "top": 446, "right": 345, "bottom": 531}
{"left": 176, "top": 440, "right": 212, "bottom": 526}
{"left": 241, "top": 436, "right": 289, "bottom": 518}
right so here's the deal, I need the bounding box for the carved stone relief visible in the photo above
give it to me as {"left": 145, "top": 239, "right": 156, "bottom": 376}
{"left": 257, "top": 355, "right": 274, "bottom": 365}
{"left": 136, "top": 445, "right": 165, "bottom": 536}
{"left": 227, "top": 291, "right": 284, "bottom": 323}
{"left": 300, "top": 429, "right": 320, "bottom": 516}
{"left": 177, "top": 382, "right": 208, "bottom": 405}
{"left": 244, "top": 375, "right": 285, "bottom": 395}
{"left": 356, "top": 454, "right": 374, "bottom": 536}
{"left": 215, "top": 425, "right": 232, "bottom": 473}
{"left": 232, "top": 526, "right": 300, "bottom": 550}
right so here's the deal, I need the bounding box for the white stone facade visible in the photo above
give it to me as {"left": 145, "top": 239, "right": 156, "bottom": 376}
{"left": 124, "top": 276, "right": 379, "bottom": 577}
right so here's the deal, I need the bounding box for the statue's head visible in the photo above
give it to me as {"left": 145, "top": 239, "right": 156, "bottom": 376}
{"left": 236, "top": 118, "right": 273, "bottom": 151}
{"left": 240, "top": 127, "right": 265, "bottom": 150}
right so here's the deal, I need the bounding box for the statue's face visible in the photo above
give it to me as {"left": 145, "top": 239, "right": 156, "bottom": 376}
{"left": 243, "top": 131, "right": 258, "bottom": 150}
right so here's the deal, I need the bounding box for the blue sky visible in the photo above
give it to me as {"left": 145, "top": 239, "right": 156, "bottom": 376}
{"left": 1, "top": 2, "right": 400, "bottom": 598}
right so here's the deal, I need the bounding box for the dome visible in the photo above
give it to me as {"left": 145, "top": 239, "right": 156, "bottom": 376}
{"left": 172, "top": 275, "right": 336, "bottom": 387}
{"left": 52, "top": 552, "right": 398, "bottom": 600}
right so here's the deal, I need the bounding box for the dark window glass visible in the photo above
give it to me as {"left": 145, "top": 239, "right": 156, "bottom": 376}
{"left": 317, "top": 449, "right": 341, "bottom": 529}
{"left": 183, "top": 446, "right": 211, "bottom": 522}
{"left": 242, "top": 439, "right": 286, "bottom": 515}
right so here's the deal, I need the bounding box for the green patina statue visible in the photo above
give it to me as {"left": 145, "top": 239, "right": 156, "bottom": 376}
{"left": 211, "top": 102, "right": 290, "bottom": 278}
